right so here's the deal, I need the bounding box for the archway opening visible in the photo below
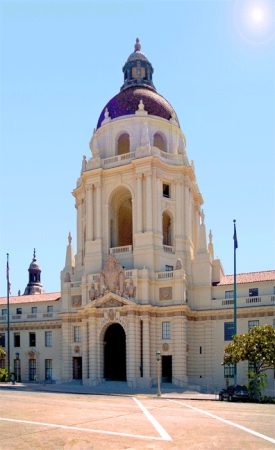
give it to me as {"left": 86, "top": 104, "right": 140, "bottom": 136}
{"left": 153, "top": 133, "right": 166, "bottom": 152}
{"left": 163, "top": 211, "right": 172, "bottom": 246}
{"left": 104, "top": 323, "right": 126, "bottom": 381}
{"left": 118, "top": 198, "right": 132, "bottom": 247}
{"left": 117, "top": 133, "right": 130, "bottom": 155}
{"left": 109, "top": 187, "right": 133, "bottom": 249}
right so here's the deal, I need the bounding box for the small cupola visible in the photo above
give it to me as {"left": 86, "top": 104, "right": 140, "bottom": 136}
{"left": 24, "top": 249, "right": 44, "bottom": 295}
{"left": 121, "top": 38, "right": 155, "bottom": 91}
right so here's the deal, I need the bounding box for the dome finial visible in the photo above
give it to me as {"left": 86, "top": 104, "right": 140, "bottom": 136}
{"left": 33, "top": 248, "right": 36, "bottom": 260}
{"left": 134, "top": 38, "right": 141, "bottom": 52}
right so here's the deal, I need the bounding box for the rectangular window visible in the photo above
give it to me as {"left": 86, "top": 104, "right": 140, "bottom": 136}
{"left": 16, "top": 308, "right": 22, "bottom": 315}
{"left": 29, "top": 332, "right": 36, "bottom": 347}
{"left": 165, "top": 265, "right": 173, "bottom": 272}
{"left": 2, "top": 309, "right": 7, "bottom": 316}
{"left": 249, "top": 288, "right": 258, "bottom": 297}
{"left": 45, "top": 331, "right": 52, "bottom": 347}
{"left": 224, "top": 364, "right": 235, "bottom": 378}
{"left": 0, "top": 333, "right": 5, "bottom": 347}
{"left": 162, "top": 322, "right": 170, "bottom": 340}
{"left": 199, "top": 346, "right": 202, "bottom": 354}
{"left": 45, "top": 359, "right": 52, "bottom": 381}
{"left": 14, "top": 333, "right": 20, "bottom": 347}
{"left": 163, "top": 183, "right": 170, "bottom": 198}
{"left": 31, "top": 307, "right": 37, "bottom": 314}
{"left": 47, "top": 306, "right": 53, "bottom": 313}
{"left": 29, "top": 359, "right": 36, "bottom": 381}
{"left": 248, "top": 320, "right": 259, "bottom": 331}
{"left": 248, "top": 362, "right": 256, "bottom": 377}
{"left": 224, "top": 322, "right": 234, "bottom": 341}
{"left": 225, "top": 290, "right": 234, "bottom": 299}
{"left": 14, "top": 358, "right": 21, "bottom": 381}
{"left": 74, "top": 326, "right": 81, "bottom": 343}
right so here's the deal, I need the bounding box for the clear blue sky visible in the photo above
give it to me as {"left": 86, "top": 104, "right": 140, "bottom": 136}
{"left": 0, "top": 0, "right": 274, "bottom": 296}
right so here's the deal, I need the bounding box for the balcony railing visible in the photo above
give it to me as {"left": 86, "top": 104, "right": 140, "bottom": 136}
{"left": 70, "top": 282, "right": 81, "bottom": 288}
{"left": 110, "top": 245, "right": 132, "bottom": 254}
{"left": 163, "top": 245, "right": 174, "bottom": 253}
{"left": 212, "top": 295, "right": 274, "bottom": 309}
{"left": 246, "top": 296, "right": 261, "bottom": 304}
{"left": 158, "top": 271, "right": 174, "bottom": 279}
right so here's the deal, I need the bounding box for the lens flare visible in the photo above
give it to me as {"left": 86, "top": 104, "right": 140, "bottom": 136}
{"left": 234, "top": 0, "right": 275, "bottom": 44}
{"left": 251, "top": 7, "right": 265, "bottom": 23}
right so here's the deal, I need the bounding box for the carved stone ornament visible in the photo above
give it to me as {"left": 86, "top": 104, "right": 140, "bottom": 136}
{"left": 74, "top": 346, "right": 80, "bottom": 354}
{"left": 72, "top": 295, "right": 82, "bottom": 307}
{"left": 28, "top": 351, "right": 35, "bottom": 358}
{"left": 99, "top": 255, "right": 125, "bottom": 296}
{"left": 163, "top": 343, "right": 169, "bottom": 352}
{"left": 108, "top": 309, "right": 115, "bottom": 321}
{"left": 159, "top": 287, "right": 172, "bottom": 301}
{"left": 100, "top": 299, "right": 124, "bottom": 308}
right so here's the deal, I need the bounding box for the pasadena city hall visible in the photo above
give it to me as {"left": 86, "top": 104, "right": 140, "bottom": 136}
{"left": 1, "top": 40, "right": 274, "bottom": 394}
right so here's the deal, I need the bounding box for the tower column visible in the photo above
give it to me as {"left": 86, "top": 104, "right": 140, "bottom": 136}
{"left": 173, "top": 316, "right": 187, "bottom": 382}
{"left": 86, "top": 186, "right": 94, "bottom": 241}
{"left": 76, "top": 199, "right": 83, "bottom": 255}
{"left": 95, "top": 183, "right": 102, "bottom": 240}
{"left": 184, "top": 180, "right": 190, "bottom": 239}
{"left": 81, "top": 320, "right": 89, "bottom": 381}
{"left": 61, "top": 321, "right": 71, "bottom": 381}
{"left": 88, "top": 317, "right": 97, "bottom": 382}
{"left": 145, "top": 173, "right": 152, "bottom": 231}
{"left": 157, "top": 175, "right": 163, "bottom": 235}
{"left": 175, "top": 180, "right": 182, "bottom": 238}
{"left": 142, "top": 317, "right": 150, "bottom": 378}
{"left": 127, "top": 316, "right": 136, "bottom": 381}
{"left": 136, "top": 174, "right": 143, "bottom": 233}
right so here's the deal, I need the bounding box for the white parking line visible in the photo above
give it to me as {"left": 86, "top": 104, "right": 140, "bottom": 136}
{"left": 168, "top": 400, "right": 275, "bottom": 445}
{"left": 133, "top": 397, "right": 172, "bottom": 441}
{"left": 0, "top": 417, "right": 167, "bottom": 441}
{"left": 0, "top": 398, "right": 172, "bottom": 442}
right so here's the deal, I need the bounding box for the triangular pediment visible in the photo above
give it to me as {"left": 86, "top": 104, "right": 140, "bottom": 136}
{"left": 84, "top": 292, "right": 136, "bottom": 310}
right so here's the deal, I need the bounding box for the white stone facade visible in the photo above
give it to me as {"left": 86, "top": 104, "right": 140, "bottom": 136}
{"left": 0, "top": 42, "right": 274, "bottom": 394}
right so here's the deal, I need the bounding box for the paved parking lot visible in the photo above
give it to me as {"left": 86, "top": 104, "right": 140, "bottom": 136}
{"left": 0, "top": 390, "right": 274, "bottom": 449}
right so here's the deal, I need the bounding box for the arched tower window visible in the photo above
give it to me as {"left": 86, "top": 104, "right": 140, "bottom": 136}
{"left": 117, "top": 133, "right": 130, "bottom": 155}
{"left": 118, "top": 198, "right": 132, "bottom": 247}
{"left": 163, "top": 211, "right": 172, "bottom": 246}
{"left": 109, "top": 187, "right": 133, "bottom": 249}
{"left": 153, "top": 133, "right": 166, "bottom": 152}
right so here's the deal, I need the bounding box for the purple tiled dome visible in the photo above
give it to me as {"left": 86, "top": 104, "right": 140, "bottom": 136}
{"left": 96, "top": 87, "right": 179, "bottom": 129}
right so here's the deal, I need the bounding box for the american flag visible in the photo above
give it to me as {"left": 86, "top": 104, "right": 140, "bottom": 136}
{"left": 6, "top": 256, "right": 11, "bottom": 295}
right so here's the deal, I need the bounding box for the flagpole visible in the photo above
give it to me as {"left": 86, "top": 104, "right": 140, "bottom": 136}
{"left": 233, "top": 220, "right": 237, "bottom": 385}
{"left": 6, "top": 253, "right": 10, "bottom": 382}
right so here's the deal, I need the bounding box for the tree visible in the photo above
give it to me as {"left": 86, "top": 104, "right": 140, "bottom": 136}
{"left": 222, "top": 324, "right": 275, "bottom": 399}
{"left": 0, "top": 346, "right": 6, "bottom": 359}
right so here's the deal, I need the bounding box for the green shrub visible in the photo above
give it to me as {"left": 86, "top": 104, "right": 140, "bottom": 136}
{"left": 0, "top": 368, "right": 8, "bottom": 382}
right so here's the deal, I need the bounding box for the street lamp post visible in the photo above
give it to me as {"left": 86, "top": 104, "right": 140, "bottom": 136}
{"left": 15, "top": 352, "right": 19, "bottom": 383}
{"left": 156, "top": 350, "right": 161, "bottom": 397}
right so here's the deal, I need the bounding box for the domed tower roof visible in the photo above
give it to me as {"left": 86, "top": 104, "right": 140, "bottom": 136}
{"left": 96, "top": 39, "right": 180, "bottom": 129}
{"left": 24, "top": 249, "right": 44, "bottom": 295}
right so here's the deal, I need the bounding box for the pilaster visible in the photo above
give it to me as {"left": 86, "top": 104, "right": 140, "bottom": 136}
{"left": 142, "top": 316, "right": 150, "bottom": 378}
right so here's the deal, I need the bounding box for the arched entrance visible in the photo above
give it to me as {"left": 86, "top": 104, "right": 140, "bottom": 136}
{"left": 104, "top": 323, "right": 126, "bottom": 381}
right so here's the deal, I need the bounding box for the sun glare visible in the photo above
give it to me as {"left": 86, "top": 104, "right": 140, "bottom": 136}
{"left": 251, "top": 7, "right": 265, "bottom": 23}
{"left": 234, "top": 0, "right": 275, "bottom": 44}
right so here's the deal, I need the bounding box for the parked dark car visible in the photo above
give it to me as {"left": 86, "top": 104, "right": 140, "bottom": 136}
{"left": 219, "top": 385, "right": 250, "bottom": 402}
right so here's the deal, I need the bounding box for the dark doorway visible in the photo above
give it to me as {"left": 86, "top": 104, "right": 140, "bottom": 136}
{"left": 162, "top": 355, "right": 172, "bottom": 382}
{"left": 104, "top": 324, "right": 126, "bottom": 381}
{"left": 73, "top": 357, "right": 82, "bottom": 380}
